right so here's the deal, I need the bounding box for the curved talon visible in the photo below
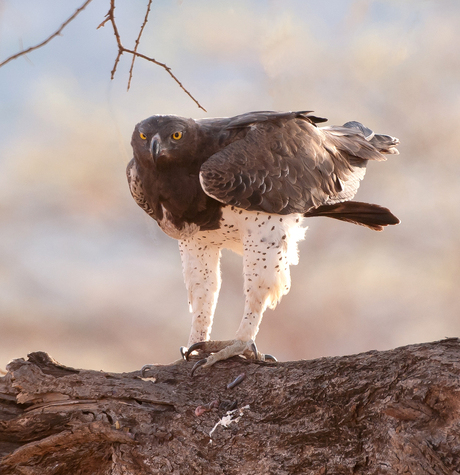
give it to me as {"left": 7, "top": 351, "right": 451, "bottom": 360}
{"left": 250, "top": 341, "right": 259, "bottom": 360}
{"left": 186, "top": 341, "right": 208, "bottom": 361}
{"left": 140, "top": 364, "right": 156, "bottom": 378}
{"left": 264, "top": 354, "right": 277, "bottom": 362}
{"left": 190, "top": 358, "right": 208, "bottom": 376}
{"left": 179, "top": 346, "right": 188, "bottom": 360}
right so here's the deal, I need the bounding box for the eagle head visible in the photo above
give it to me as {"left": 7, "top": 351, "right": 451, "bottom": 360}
{"left": 131, "top": 115, "right": 198, "bottom": 168}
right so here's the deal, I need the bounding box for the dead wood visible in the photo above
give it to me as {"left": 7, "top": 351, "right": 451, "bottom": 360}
{"left": 1, "top": 339, "right": 460, "bottom": 474}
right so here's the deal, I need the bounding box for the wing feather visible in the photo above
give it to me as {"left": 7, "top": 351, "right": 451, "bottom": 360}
{"left": 200, "top": 114, "right": 393, "bottom": 214}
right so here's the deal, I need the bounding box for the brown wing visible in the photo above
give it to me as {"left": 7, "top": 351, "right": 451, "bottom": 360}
{"left": 199, "top": 115, "right": 391, "bottom": 215}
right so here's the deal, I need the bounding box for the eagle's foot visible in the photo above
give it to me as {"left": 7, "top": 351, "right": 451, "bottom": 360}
{"left": 184, "top": 339, "right": 277, "bottom": 376}
{"left": 183, "top": 340, "right": 238, "bottom": 360}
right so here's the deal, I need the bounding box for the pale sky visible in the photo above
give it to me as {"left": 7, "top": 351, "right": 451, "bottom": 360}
{"left": 1, "top": 0, "right": 459, "bottom": 371}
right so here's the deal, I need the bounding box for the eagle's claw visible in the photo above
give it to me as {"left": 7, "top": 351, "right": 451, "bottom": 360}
{"left": 184, "top": 341, "right": 208, "bottom": 361}
{"left": 186, "top": 339, "right": 276, "bottom": 376}
{"left": 190, "top": 358, "right": 208, "bottom": 376}
{"left": 140, "top": 364, "right": 157, "bottom": 378}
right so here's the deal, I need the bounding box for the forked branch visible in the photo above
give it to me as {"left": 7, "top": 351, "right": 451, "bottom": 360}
{"left": 98, "top": 0, "right": 206, "bottom": 111}
{"left": 0, "top": 0, "right": 207, "bottom": 111}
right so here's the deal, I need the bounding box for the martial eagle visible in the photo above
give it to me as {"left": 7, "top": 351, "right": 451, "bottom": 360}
{"left": 127, "top": 111, "right": 399, "bottom": 374}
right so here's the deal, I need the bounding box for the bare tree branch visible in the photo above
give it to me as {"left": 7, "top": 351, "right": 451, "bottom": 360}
{"left": 0, "top": 0, "right": 94, "bottom": 68}
{"left": 127, "top": 0, "right": 153, "bottom": 91}
{"left": 0, "top": 0, "right": 207, "bottom": 112}
{"left": 100, "top": 0, "right": 207, "bottom": 111}
{"left": 100, "top": 1, "right": 124, "bottom": 79}
{"left": 122, "top": 48, "right": 208, "bottom": 112}
{"left": 2, "top": 340, "right": 460, "bottom": 473}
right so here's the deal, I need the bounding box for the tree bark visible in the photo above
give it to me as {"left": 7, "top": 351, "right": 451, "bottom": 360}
{"left": 1, "top": 339, "right": 460, "bottom": 474}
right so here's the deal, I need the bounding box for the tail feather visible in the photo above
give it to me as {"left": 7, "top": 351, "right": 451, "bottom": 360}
{"left": 304, "top": 201, "right": 400, "bottom": 231}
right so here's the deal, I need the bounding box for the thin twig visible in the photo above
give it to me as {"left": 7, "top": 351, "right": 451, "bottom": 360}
{"left": 123, "top": 48, "right": 207, "bottom": 111}
{"left": 0, "top": 0, "right": 94, "bottom": 68}
{"left": 102, "top": 0, "right": 207, "bottom": 111}
{"left": 1, "top": 0, "right": 207, "bottom": 112}
{"left": 100, "top": 0, "right": 124, "bottom": 79}
{"left": 127, "top": 0, "right": 153, "bottom": 91}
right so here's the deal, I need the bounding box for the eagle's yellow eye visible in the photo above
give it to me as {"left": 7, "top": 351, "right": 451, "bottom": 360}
{"left": 171, "top": 131, "right": 183, "bottom": 140}
{"left": 139, "top": 132, "right": 147, "bottom": 140}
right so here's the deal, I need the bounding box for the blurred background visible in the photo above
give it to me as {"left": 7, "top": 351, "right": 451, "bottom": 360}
{"left": 1, "top": 0, "right": 459, "bottom": 372}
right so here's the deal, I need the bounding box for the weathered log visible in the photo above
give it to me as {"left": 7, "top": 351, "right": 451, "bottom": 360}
{"left": 1, "top": 339, "right": 460, "bottom": 474}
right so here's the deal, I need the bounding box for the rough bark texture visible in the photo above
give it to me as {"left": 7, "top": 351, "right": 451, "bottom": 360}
{"left": 1, "top": 339, "right": 460, "bottom": 474}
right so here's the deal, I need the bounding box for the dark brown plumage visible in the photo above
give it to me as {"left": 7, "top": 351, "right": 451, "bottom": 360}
{"left": 127, "top": 110, "right": 400, "bottom": 372}
{"left": 128, "top": 111, "right": 399, "bottom": 233}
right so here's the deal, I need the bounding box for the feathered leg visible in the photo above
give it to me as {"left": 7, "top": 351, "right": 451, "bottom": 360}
{"left": 141, "top": 239, "right": 222, "bottom": 377}
{"left": 178, "top": 239, "right": 222, "bottom": 346}
{"left": 235, "top": 233, "right": 292, "bottom": 341}
{"left": 187, "top": 218, "right": 303, "bottom": 375}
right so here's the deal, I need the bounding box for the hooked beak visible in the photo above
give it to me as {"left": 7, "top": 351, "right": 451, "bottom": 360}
{"left": 150, "top": 134, "right": 162, "bottom": 160}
